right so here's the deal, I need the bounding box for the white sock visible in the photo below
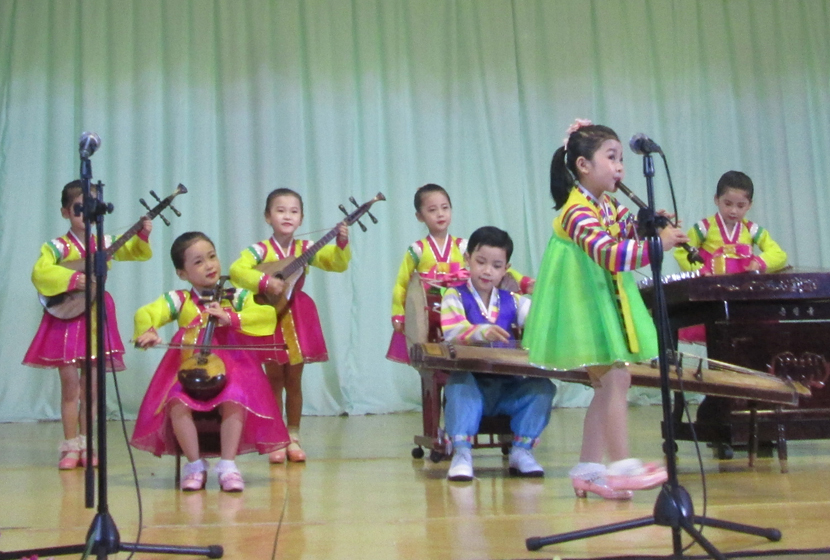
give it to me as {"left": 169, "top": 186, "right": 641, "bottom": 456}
{"left": 569, "top": 462, "right": 606, "bottom": 481}
{"left": 215, "top": 459, "right": 238, "bottom": 474}
{"left": 183, "top": 459, "right": 207, "bottom": 475}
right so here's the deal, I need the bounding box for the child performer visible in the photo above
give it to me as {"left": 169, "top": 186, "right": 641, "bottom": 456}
{"left": 229, "top": 188, "right": 350, "bottom": 464}
{"left": 673, "top": 171, "right": 787, "bottom": 343}
{"left": 523, "top": 120, "right": 688, "bottom": 499}
{"left": 132, "top": 232, "right": 288, "bottom": 491}
{"left": 23, "top": 179, "right": 152, "bottom": 470}
{"left": 675, "top": 171, "right": 787, "bottom": 275}
{"left": 441, "top": 226, "right": 554, "bottom": 481}
{"left": 387, "top": 184, "right": 534, "bottom": 363}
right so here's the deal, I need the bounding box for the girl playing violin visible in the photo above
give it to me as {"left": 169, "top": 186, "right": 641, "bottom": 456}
{"left": 23, "top": 179, "right": 152, "bottom": 470}
{"left": 132, "top": 232, "right": 288, "bottom": 492}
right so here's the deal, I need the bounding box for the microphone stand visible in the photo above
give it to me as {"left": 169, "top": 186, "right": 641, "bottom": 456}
{"left": 525, "top": 154, "right": 781, "bottom": 559}
{"left": 0, "top": 148, "right": 222, "bottom": 560}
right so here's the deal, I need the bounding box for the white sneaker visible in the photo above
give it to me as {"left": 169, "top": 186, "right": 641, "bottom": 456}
{"left": 508, "top": 447, "right": 544, "bottom": 477}
{"left": 447, "top": 447, "right": 474, "bottom": 481}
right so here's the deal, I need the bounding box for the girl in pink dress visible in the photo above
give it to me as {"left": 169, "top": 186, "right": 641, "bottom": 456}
{"left": 229, "top": 189, "right": 350, "bottom": 464}
{"left": 132, "top": 232, "right": 288, "bottom": 491}
{"left": 23, "top": 180, "right": 152, "bottom": 469}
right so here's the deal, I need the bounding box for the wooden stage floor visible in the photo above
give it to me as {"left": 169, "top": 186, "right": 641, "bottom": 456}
{"left": 1, "top": 406, "right": 829, "bottom": 559}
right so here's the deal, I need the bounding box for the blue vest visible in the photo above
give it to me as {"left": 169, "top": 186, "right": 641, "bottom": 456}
{"left": 457, "top": 284, "right": 518, "bottom": 340}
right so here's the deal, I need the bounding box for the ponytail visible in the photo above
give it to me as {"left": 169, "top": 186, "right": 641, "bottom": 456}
{"left": 549, "top": 146, "right": 574, "bottom": 210}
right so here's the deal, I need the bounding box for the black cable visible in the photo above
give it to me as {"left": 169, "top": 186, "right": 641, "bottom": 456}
{"left": 105, "top": 312, "right": 144, "bottom": 560}
{"left": 270, "top": 477, "right": 291, "bottom": 560}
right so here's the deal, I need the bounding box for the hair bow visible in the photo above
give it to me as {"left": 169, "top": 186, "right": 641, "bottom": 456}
{"left": 563, "top": 118, "right": 593, "bottom": 151}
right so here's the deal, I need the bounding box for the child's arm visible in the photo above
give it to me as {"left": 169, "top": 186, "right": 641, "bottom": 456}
{"left": 310, "top": 230, "right": 351, "bottom": 272}
{"left": 513, "top": 293, "right": 532, "bottom": 329}
{"left": 674, "top": 224, "right": 705, "bottom": 272}
{"left": 31, "top": 241, "right": 83, "bottom": 296}
{"left": 440, "top": 287, "right": 509, "bottom": 343}
{"left": 229, "top": 290, "right": 278, "bottom": 337}
{"left": 564, "top": 204, "right": 650, "bottom": 272}
{"left": 229, "top": 244, "right": 272, "bottom": 294}
{"left": 111, "top": 218, "right": 153, "bottom": 262}
{"left": 134, "top": 293, "right": 177, "bottom": 348}
{"left": 390, "top": 248, "right": 420, "bottom": 330}
{"left": 752, "top": 226, "right": 788, "bottom": 272}
{"left": 505, "top": 268, "right": 535, "bottom": 294}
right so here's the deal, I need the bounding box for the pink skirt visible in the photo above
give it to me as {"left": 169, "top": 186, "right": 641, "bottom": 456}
{"left": 22, "top": 292, "right": 126, "bottom": 371}
{"left": 257, "top": 290, "right": 328, "bottom": 365}
{"left": 131, "top": 327, "right": 289, "bottom": 457}
{"left": 385, "top": 331, "right": 410, "bottom": 364}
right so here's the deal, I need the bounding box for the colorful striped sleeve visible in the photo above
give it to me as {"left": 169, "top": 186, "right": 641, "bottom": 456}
{"left": 561, "top": 203, "right": 650, "bottom": 272}
{"left": 440, "top": 287, "right": 486, "bottom": 343}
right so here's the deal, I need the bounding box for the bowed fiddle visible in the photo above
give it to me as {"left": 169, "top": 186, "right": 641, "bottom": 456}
{"left": 177, "top": 277, "right": 234, "bottom": 401}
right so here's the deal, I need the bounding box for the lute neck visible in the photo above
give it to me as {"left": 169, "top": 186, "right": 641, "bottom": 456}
{"left": 278, "top": 226, "right": 340, "bottom": 278}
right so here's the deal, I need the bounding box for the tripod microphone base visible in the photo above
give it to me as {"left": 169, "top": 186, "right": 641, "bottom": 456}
{"left": 0, "top": 511, "right": 224, "bottom": 560}
{"left": 526, "top": 483, "right": 781, "bottom": 556}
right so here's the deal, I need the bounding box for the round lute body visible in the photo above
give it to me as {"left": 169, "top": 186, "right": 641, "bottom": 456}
{"left": 177, "top": 280, "right": 229, "bottom": 401}
{"left": 37, "top": 260, "right": 96, "bottom": 320}
{"left": 253, "top": 257, "right": 304, "bottom": 317}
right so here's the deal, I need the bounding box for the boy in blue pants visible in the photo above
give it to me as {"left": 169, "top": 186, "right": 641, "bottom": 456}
{"left": 440, "top": 226, "right": 555, "bottom": 481}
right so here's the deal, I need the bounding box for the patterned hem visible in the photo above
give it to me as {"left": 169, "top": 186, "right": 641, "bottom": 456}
{"left": 512, "top": 435, "right": 540, "bottom": 449}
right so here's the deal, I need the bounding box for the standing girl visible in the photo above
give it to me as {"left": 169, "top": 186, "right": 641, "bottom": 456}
{"left": 229, "top": 188, "right": 350, "bottom": 464}
{"left": 23, "top": 180, "right": 152, "bottom": 469}
{"left": 523, "top": 121, "right": 688, "bottom": 499}
{"left": 132, "top": 232, "right": 288, "bottom": 491}
{"left": 386, "top": 184, "right": 533, "bottom": 362}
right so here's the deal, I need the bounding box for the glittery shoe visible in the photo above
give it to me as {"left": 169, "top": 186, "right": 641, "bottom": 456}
{"left": 58, "top": 439, "right": 81, "bottom": 470}
{"left": 218, "top": 470, "right": 245, "bottom": 492}
{"left": 606, "top": 459, "right": 668, "bottom": 491}
{"left": 571, "top": 477, "right": 633, "bottom": 500}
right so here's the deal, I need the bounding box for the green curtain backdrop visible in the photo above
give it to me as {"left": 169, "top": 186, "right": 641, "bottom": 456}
{"left": 1, "top": 0, "right": 828, "bottom": 421}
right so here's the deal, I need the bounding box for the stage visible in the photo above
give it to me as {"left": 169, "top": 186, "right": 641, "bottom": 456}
{"left": 0, "top": 406, "right": 829, "bottom": 560}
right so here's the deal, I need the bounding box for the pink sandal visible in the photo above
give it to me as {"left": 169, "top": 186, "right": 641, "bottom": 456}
{"left": 286, "top": 438, "right": 306, "bottom": 462}
{"left": 269, "top": 448, "right": 287, "bottom": 464}
{"left": 181, "top": 470, "right": 207, "bottom": 492}
{"left": 606, "top": 461, "right": 668, "bottom": 491}
{"left": 80, "top": 448, "right": 99, "bottom": 468}
{"left": 571, "top": 477, "right": 633, "bottom": 500}
{"left": 58, "top": 439, "right": 81, "bottom": 470}
{"left": 218, "top": 470, "right": 245, "bottom": 492}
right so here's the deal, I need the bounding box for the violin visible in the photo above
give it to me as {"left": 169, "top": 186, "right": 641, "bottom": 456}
{"left": 177, "top": 277, "right": 232, "bottom": 401}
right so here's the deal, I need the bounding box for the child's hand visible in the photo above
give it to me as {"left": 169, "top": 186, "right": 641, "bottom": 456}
{"left": 135, "top": 329, "right": 162, "bottom": 349}
{"left": 141, "top": 217, "right": 153, "bottom": 236}
{"left": 266, "top": 276, "right": 285, "bottom": 297}
{"left": 524, "top": 278, "right": 536, "bottom": 295}
{"left": 483, "top": 325, "right": 511, "bottom": 343}
{"left": 659, "top": 226, "right": 689, "bottom": 251}
{"left": 656, "top": 209, "right": 677, "bottom": 222}
{"left": 205, "top": 302, "right": 231, "bottom": 326}
{"left": 336, "top": 223, "right": 349, "bottom": 245}
{"left": 746, "top": 260, "right": 762, "bottom": 272}
{"left": 392, "top": 317, "right": 405, "bottom": 333}
{"left": 75, "top": 273, "right": 87, "bottom": 291}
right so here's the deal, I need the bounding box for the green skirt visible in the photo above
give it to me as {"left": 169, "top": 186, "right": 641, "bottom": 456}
{"left": 523, "top": 234, "right": 658, "bottom": 371}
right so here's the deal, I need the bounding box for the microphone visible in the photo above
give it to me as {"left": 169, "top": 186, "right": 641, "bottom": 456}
{"left": 629, "top": 133, "right": 662, "bottom": 155}
{"left": 79, "top": 132, "right": 101, "bottom": 158}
